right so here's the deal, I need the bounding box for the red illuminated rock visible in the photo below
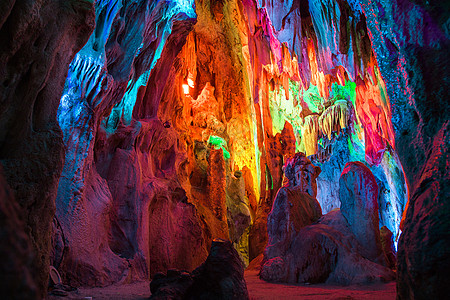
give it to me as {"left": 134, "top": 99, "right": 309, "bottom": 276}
{"left": 261, "top": 209, "right": 394, "bottom": 285}
{"left": 261, "top": 158, "right": 393, "bottom": 284}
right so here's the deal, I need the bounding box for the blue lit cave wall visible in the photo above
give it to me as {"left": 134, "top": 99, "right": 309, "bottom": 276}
{"left": 55, "top": 0, "right": 198, "bottom": 285}
{"left": 54, "top": 0, "right": 413, "bottom": 288}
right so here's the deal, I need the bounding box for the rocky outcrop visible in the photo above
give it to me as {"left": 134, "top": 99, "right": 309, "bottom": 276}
{"left": 0, "top": 0, "right": 95, "bottom": 296}
{"left": 339, "top": 161, "right": 385, "bottom": 264}
{"left": 261, "top": 208, "right": 395, "bottom": 285}
{"left": 150, "top": 239, "right": 249, "bottom": 300}
{"left": 261, "top": 159, "right": 394, "bottom": 284}
{"left": 261, "top": 153, "right": 322, "bottom": 281}
{"left": 55, "top": 0, "right": 199, "bottom": 284}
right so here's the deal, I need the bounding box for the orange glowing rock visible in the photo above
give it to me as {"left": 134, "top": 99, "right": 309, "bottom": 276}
{"left": 301, "top": 115, "right": 319, "bottom": 157}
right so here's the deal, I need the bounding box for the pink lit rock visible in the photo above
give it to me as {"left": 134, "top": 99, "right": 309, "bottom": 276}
{"left": 284, "top": 153, "right": 321, "bottom": 198}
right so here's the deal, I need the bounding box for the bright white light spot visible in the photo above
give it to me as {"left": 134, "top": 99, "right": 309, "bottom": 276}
{"left": 182, "top": 84, "right": 190, "bottom": 95}
{"left": 187, "top": 78, "right": 194, "bottom": 88}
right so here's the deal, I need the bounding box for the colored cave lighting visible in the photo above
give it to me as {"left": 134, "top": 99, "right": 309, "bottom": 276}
{"left": 208, "top": 135, "right": 231, "bottom": 160}
{"left": 187, "top": 73, "right": 195, "bottom": 88}
{"left": 182, "top": 83, "right": 190, "bottom": 95}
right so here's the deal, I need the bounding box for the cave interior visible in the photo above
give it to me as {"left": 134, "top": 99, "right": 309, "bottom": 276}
{"left": 0, "top": 0, "right": 448, "bottom": 299}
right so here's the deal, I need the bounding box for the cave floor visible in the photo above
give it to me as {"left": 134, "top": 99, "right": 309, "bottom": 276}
{"left": 245, "top": 271, "right": 396, "bottom": 299}
{"left": 47, "top": 270, "right": 396, "bottom": 299}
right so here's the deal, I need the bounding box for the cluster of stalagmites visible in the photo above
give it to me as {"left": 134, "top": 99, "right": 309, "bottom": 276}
{"left": 260, "top": 153, "right": 395, "bottom": 284}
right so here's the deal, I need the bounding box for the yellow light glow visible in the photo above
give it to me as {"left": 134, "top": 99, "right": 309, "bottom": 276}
{"left": 182, "top": 84, "right": 190, "bottom": 95}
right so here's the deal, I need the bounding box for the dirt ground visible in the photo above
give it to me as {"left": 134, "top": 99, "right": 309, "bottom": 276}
{"left": 47, "top": 270, "right": 396, "bottom": 299}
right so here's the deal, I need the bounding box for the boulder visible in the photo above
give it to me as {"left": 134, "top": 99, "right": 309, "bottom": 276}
{"left": 150, "top": 270, "right": 194, "bottom": 300}
{"left": 150, "top": 239, "right": 249, "bottom": 300}
{"left": 261, "top": 159, "right": 393, "bottom": 285}
{"left": 339, "top": 161, "right": 385, "bottom": 264}
{"left": 261, "top": 210, "right": 395, "bottom": 285}
{"left": 264, "top": 188, "right": 322, "bottom": 260}
{"left": 261, "top": 153, "right": 322, "bottom": 281}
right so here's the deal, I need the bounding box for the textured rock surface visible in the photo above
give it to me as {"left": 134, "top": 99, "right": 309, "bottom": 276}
{"left": 0, "top": 167, "right": 37, "bottom": 299}
{"left": 261, "top": 209, "right": 394, "bottom": 285}
{"left": 359, "top": 1, "right": 450, "bottom": 298}
{"left": 339, "top": 162, "right": 385, "bottom": 264}
{"left": 0, "top": 0, "right": 94, "bottom": 296}
{"left": 261, "top": 159, "right": 393, "bottom": 284}
{"left": 150, "top": 239, "right": 249, "bottom": 300}
{"left": 261, "top": 153, "right": 322, "bottom": 281}
{"left": 47, "top": 0, "right": 410, "bottom": 289}
{"left": 55, "top": 0, "right": 199, "bottom": 284}
{"left": 6, "top": 0, "right": 444, "bottom": 297}
{"left": 264, "top": 153, "right": 322, "bottom": 260}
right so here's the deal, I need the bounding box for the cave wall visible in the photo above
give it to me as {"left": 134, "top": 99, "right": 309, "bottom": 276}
{"left": 359, "top": 1, "right": 449, "bottom": 298}
{"left": 52, "top": 0, "right": 412, "bottom": 287}
{"left": 0, "top": 0, "right": 94, "bottom": 297}
{"left": 55, "top": 0, "right": 200, "bottom": 285}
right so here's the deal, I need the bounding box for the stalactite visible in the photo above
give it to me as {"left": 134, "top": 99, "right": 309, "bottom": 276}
{"left": 318, "top": 99, "right": 349, "bottom": 140}
{"left": 301, "top": 115, "right": 319, "bottom": 157}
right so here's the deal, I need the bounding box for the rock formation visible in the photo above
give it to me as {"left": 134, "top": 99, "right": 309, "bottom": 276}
{"left": 360, "top": 1, "right": 450, "bottom": 297}
{"left": 339, "top": 161, "right": 385, "bottom": 264}
{"left": 0, "top": 167, "right": 37, "bottom": 299}
{"left": 0, "top": 0, "right": 94, "bottom": 296}
{"left": 150, "top": 239, "right": 249, "bottom": 300}
{"left": 261, "top": 158, "right": 394, "bottom": 284}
